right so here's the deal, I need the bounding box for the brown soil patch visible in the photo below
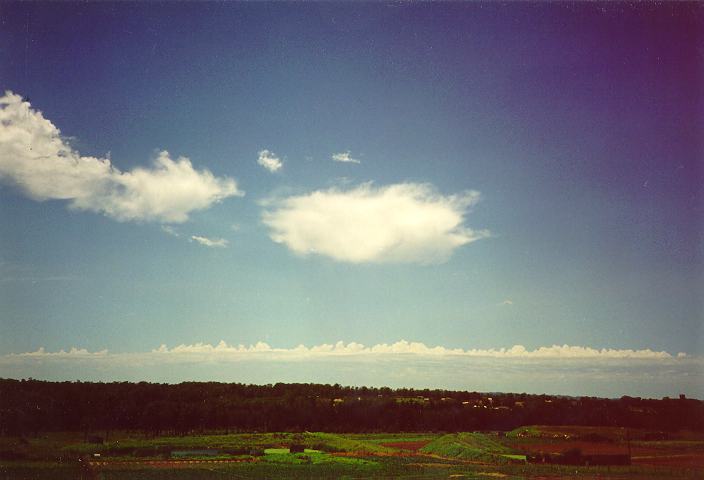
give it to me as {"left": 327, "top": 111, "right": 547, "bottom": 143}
{"left": 516, "top": 440, "right": 628, "bottom": 455}
{"left": 514, "top": 439, "right": 704, "bottom": 469}
{"left": 632, "top": 454, "right": 704, "bottom": 468}
{"left": 380, "top": 440, "right": 431, "bottom": 451}
{"left": 514, "top": 440, "right": 701, "bottom": 465}
{"left": 517, "top": 441, "right": 638, "bottom": 455}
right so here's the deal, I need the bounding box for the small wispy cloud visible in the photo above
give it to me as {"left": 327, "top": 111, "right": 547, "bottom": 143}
{"left": 0, "top": 274, "right": 77, "bottom": 284}
{"left": 0, "top": 262, "right": 77, "bottom": 283}
{"left": 331, "top": 151, "right": 360, "bottom": 164}
{"left": 500, "top": 299, "right": 514, "bottom": 306}
{"left": 190, "top": 235, "right": 228, "bottom": 248}
{"left": 257, "top": 149, "right": 283, "bottom": 172}
{"left": 161, "top": 225, "right": 180, "bottom": 237}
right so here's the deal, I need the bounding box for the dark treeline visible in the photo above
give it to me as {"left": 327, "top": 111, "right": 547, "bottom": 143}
{"left": 1, "top": 379, "right": 702, "bottom": 437}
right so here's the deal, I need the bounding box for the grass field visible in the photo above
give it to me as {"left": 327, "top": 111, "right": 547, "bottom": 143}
{"left": 420, "top": 432, "right": 517, "bottom": 464}
{"left": 1, "top": 427, "right": 702, "bottom": 479}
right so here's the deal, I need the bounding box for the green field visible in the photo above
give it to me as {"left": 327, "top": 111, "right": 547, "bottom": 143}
{"left": 421, "top": 432, "right": 517, "bottom": 463}
{"left": 1, "top": 429, "right": 702, "bottom": 479}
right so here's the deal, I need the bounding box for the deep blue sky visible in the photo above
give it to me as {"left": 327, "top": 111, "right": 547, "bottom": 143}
{"left": 0, "top": 2, "right": 702, "bottom": 391}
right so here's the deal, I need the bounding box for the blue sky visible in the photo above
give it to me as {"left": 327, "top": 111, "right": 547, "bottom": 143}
{"left": 0, "top": 3, "right": 702, "bottom": 397}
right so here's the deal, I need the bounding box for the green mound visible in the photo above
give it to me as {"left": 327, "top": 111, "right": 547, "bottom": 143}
{"left": 420, "top": 433, "right": 516, "bottom": 464}
{"left": 307, "top": 433, "right": 395, "bottom": 454}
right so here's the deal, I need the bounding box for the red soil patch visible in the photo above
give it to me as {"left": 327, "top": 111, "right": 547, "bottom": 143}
{"left": 633, "top": 454, "right": 704, "bottom": 468}
{"left": 380, "top": 440, "right": 431, "bottom": 451}
{"left": 517, "top": 441, "right": 643, "bottom": 456}
{"left": 514, "top": 440, "right": 704, "bottom": 469}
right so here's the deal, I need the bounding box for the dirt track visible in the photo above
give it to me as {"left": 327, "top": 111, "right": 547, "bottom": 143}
{"left": 632, "top": 454, "right": 704, "bottom": 468}
{"left": 89, "top": 458, "right": 256, "bottom": 469}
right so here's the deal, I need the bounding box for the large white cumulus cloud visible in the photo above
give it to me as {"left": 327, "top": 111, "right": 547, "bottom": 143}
{"left": 262, "top": 183, "right": 488, "bottom": 264}
{"left": 0, "top": 91, "right": 242, "bottom": 223}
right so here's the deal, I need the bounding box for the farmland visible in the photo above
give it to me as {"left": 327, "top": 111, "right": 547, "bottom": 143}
{"left": 2, "top": 381, "right": 703, "bottom": 477}
{"left": 1, "top": 427, "right": 702, "bottom": 479}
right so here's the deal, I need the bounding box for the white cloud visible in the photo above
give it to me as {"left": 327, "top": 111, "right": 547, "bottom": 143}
{"left": 161, "top": 225, "right": 179, "bottom": 237}
{"left": 500, "top": 299, "right": 514, "bottom": 306}
{"left": 3, "top": 340, "right": 683, "bottom": 361}
{"left": 0, "top": 91, "right": 242, "bottom": 223}
{"left": 190, "top": 235, "right": 228, "bottom": 248}
{"left": 257, "top": 149, "right": 282, "bottom": 172}
{"left": 11, "top": 347, "right": 109, "bottom": 357}
{"left": 4, "top": 341, "right": 699, "bottom": 397}
{"left": 332, "top": 151, "right": 360, "bottom": 164}
{"left": 194, "top": 340, "right": 673, "bottom": 359}
{"left": 262, "top": 182, "right": 488, "bottom": 264}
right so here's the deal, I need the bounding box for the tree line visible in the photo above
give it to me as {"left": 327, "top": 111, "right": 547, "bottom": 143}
{"left": 1, "top": 379, "right": 701, "bottom": 437}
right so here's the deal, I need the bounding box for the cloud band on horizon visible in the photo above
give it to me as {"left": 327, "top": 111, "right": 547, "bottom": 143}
{"left": 2, "top": 341, "right": 700, "bottom": 398}
{"left": 5, "top": 340, "right": 686, "bottom": 360}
